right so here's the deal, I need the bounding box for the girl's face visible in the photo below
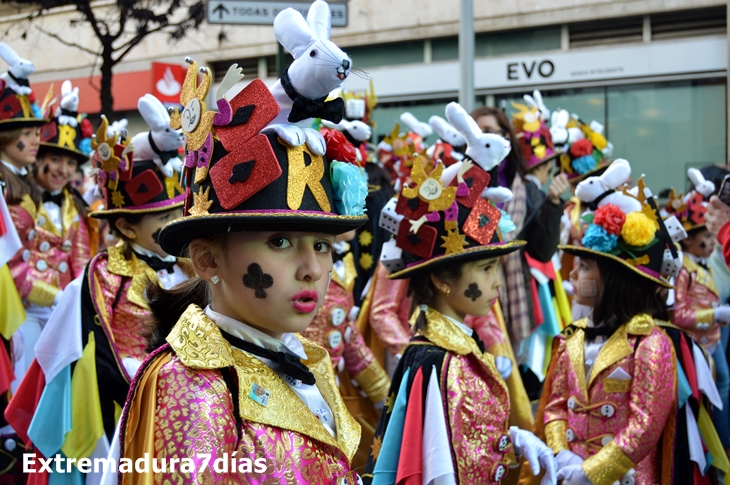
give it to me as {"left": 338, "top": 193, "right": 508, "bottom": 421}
{"left": 434, "top": 257, "right": 502, "bottom": 321}
{"left": 116, "top": 208, "right": 183, "bottom": 258}
{"left": 35, "top": 152, "right": 78, "bottom": 193}
{"left": 569, "top": 257, "right": 602, "bottom": 307}
{"left": 682, "top": 228, "right": 714, "bottom": 259}
{"left": 475, "top": 114, "right": 510, "bottom": 140}
{"left": 3, "top": 127, "right": 40, "bottom": 168}
{"left": 210, "top": 231, "right": 335, "bottom": 338}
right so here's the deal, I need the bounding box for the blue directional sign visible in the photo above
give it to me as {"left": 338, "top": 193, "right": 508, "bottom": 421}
{"left": 207, "top": 1, "right": 347, "bottom": 26}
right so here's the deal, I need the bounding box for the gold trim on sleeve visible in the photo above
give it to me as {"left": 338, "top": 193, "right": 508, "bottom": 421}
{"left": 582, "top": 440, "right": 635, "bottom": 485}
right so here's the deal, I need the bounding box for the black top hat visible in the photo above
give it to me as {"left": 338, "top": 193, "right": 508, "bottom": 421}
{"left": 38, "top": 116, "right": 92, "bottom": 162}
{"left": 0, "top": 80, "right": 47, "bottom": 130}
{"left": 158, "top": 61, "right": 368, "bottom": 256}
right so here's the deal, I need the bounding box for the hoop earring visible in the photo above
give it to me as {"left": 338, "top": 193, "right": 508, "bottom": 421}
{"left": 211, "top": 275, "right": 220, "bottom": 285}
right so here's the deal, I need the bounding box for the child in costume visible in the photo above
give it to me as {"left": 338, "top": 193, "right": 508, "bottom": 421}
{"left": 363, "top": 119, "right": 556, "bottom": 484}
{"left": 300, "top": 229, "right": 390, "bottom": 469}
{"left": 535, "top": 167, "right": 727, "bottom": 484}
{"left": 117, "top": 5, "right": 368, "bottom": 479}
{"left": 3, "top": 107, "right": 190, "bottom": 482}
{"left": 665, "top": 168, "right": 730, "bottom": 452}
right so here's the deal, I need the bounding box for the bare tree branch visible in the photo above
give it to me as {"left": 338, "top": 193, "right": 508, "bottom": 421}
{"left": 34, "top": 24, "right": 98, "bottom": 55}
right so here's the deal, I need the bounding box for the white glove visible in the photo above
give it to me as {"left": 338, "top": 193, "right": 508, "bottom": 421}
{"left": 556, "top": 449, "right": 584, "bottom": 471}
{"left": 51, "top": 289, "right": 64, "bottom": 309}
{"left": 348, "top": 306, "right": 360, "bottom": 322}
{"left": 510, "top": 427, "right": 557, "bottom": 485}
{"left": 715, "top": 304, "right": 730, "bottom": 324}
{"left": 562, "top": 280, "right": 575, "bottom": 296}
{"left": 556, "top": 464, "right": 592, "bottom": 485}
{"left": 11, "top": 329, "right": 24, "bottom": 363}
{"left": 495, "top": 356, "right": 513, "bottom": 380}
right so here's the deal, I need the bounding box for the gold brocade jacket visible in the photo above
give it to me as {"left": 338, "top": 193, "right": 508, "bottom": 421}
{"left": 119, "top": 304, "right": 363, "bottom": 485}
{"left": 8, "top": 191, "right": 90, "bottom": 306}
{"left": 543, "top": 315, "right": 676, "bottom": 485}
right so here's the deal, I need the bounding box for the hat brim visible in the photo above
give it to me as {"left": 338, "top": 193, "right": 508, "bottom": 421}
{"left": 525, "top": 151, "right": 561, "bottom": 171}
{"left": 559, "top": 244, "right": 672, "bottom": 288}
{"left": 565, "top": 159, "right": 613, "bottom": 185}
{"left": 387, "top": 240, "right": 527, "bottom": 280}
{"left": 38, "top": 142, "right": 89, "bottom": 163}
{"left": 0, "top": 118, "right": 49, "bottom": 130}
{"left": 89, "top": 200, "right": 185, "bottom": 220}
{"left": 158, "top": 211, "right": 369, "bottom": 257}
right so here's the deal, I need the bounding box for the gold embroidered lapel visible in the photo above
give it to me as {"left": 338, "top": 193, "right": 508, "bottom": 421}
{"left": 566, "top": 326, "right": 588, "bottom": 399}
{"left": 588, "top": 314, "right": 654, "bottom": 388}
{"left": 168, "top": 305, "right": 360, "bottom": 460}
{"left": 417, "top": 307, "right": 509, "bottom": 398}
{"left": 683, "top": 255, "right": 719, "bottom": 297}
{"left": 331, "top": 252, "right": 357, "bottom": 294}
{"left": 107, "top": 245, "right": 159, "bottom": 309}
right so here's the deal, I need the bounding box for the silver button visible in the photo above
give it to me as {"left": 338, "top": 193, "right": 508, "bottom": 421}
{"left": 38, "top": 215, "right": 45, "bottom": 226}
{"left": 566, "top": 429, "right": 576, "bottom": 442}
{"left": 27, "top": 229, "right": 35, "bottom": 241}
{"left": 328, "top": 330, "right": 343, "bottom": 348}
{"left": 36, "top": 259, "right": 47, "bottom": 271}
{"left": 567, "top": 397, "right": 576, "bottom": 410}
{"left": 62, "top": 240, "right": 72, "bottom": 251}
{"left": 22, "top": 249, "right": 30, "bottom": 262}
{"left": 39, "top": 241, "right": 50, "bottom": 252}
{"left": 344, "top": 326, "right": 353, "bottom": 344}
{"left": 601, "top": 435, "right": 614, "bottom": 446}
{"left": 58, "top": 261, "right": 68, "bottom": 273}
{"left": 601, "top": 404, "right": 615, "bottom": 418}
{"left": 331, "top": 307, "right": 346, "bottom": 326}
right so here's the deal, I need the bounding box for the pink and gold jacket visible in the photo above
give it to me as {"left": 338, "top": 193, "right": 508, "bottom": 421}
{"left": 543, "top": 315, "right": 676, "bottom": 485}
{"left": 301, "top": 252, "right": 390, "bottom": 403}
{"left": 673, "top": 254, "right": 721, "bottom": 349}
{"left": 119, "top": 304, "right": 362, "bottom": 485}
{"left": 8, "top": 191, "right": 90, "bottom": 307}
{"left": 365, "top": 262, "right": 411, "bottom": 355}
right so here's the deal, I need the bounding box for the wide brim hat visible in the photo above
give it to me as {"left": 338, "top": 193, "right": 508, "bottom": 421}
{"left": 559, "top": 243, "right": 671, "bottom": 288}
{"left": 564, "top": 158, "right": 612, "bottom": 185}
{"left": 379, "top": 154, "right": 525, "bottom": 280}
{"left": 157, "top": 62, "right": 367, "bottom": 257}
{"left": 558, "top": 120, "right": 613, "bottom": 183}
{"left": 38, "top": 117, "right": 91, "bottom": 163}
{"left": 0, "top": 82, "right": 47, "bottom": 130}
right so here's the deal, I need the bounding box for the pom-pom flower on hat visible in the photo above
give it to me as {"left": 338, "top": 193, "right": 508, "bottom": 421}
{"left": 620, "top": 211, "right": 656, "bottom": 247}
{"left": 582, "top": 223, "right": 618, "bottom": 252}
{"left": 570, "top": 139, "right": 594, "bottom": 158}
{"left": 322, "top": 127, "right": 357, "bottom": 163}
{"left": 588, "top": 131, "right": 607, "bottom": 151}
{"left": 331, "top": 161, "right": 367, "bottom": 216}
{"left": 593, "top": 204, "right": 625, "bottom": 235}
{"left": 572, "top": 155, "right": 598, "bottom": 175}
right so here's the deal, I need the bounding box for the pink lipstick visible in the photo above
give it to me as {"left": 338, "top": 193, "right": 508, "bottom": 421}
{"left": 291, "top": 290, "right": 319, "bottom": 313}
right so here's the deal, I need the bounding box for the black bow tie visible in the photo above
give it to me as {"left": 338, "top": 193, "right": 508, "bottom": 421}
{"left": 133, "top": 251, "right": 177, "bottom": 274}
{"left": 471, "top": 330, "right": 486, "bottom": 353}
{"left": 42, "top": 191, "right": 64, "bottom": 206}
{"left": 280, "top": 68, "right": 344, "bottom": 124}
{"left": 583, "top": 325, "right": 615, "bottom": 340}
{"left": 147, "top": 132, "right": 179, "bottom": 164}
{"left": 7, "top": 71, "right": 29, "bottom": 88}
{"left": 218, "top": 328, "right": 316, "bottom": 386}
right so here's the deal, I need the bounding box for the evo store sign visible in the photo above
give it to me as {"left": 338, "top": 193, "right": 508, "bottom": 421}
{"left": 487, "top": 37, "right": 726, "bottom": 88}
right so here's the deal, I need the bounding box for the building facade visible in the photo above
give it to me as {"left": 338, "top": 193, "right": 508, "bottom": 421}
{"left": 0, "top": 0, "right": 726, "bottom": 192}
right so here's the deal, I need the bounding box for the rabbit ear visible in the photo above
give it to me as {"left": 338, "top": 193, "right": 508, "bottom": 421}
{"left": 557, "top": 110, "right": 569, "bottom": 127}
{"left": 274, "top": 8, "right": 316, "bottom": 59}
{"left": 687, "top": 168, "right": 704, "bottom": 188}
{"left": 399, "top": 112, "right": 419, "bottom": 133}
{"left": 523, "top": 94, "right": 537, "bottom": 108}
{"left": 0, "top": 44, "right": 19, "bottom": 65}
{"left": 445, "top": 102, "right": 481, "bottom": 144}
{"left": 72, "top": 87, "right": 79, "bottom": 97}
{"left": 138, "top": 94, "right": 167, "bottom": 129}
{"left": 600, "top": 158, "right": 631, "bottom": 188}
{"left": 306, "top": 0, "right": 331, "bottom": 40}
{"left": 428, "top": 116, "right": 449, "bottom": 137}
{"left": 61, "top": 80, "right": 72, "bottom": 96}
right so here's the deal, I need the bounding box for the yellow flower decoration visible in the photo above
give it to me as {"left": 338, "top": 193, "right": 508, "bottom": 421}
{"left": 588, "top": 131, "right": 607, "bottom": 151}
{"left": 402, "top": 157, "right": 456, "bottom": 212}
{"left": 621, "top": 212, "right": 657, "bottom": 247}
{"left": 510, "top": 102, "right": 541, "bottom": 132}
{"left": 91, "top": 115, "right": 121, "bottom": 173}
{"left": 169, "top": 58, "right": 216, "bottom": 152}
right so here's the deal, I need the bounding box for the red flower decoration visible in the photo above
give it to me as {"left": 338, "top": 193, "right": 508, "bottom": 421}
{"left": 594, "top": 203, "right": 626, "bottom": 235}
{"left": 80, "top": 118, "right": 94, "bottom": 139}
{"left": 321, "top": 127, "right": 357, "bottom": 164}
{"left": 570, "top": 138, "right": 594, "bottom": 158}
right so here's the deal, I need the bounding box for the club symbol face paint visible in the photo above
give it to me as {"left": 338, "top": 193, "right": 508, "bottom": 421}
{"left": 243, "top": 263, "right": 274, "bottom": 298}
{"left": 16, "top": 141, "right": 24, "bottom": 152}
{"left": 464, "top": 283, "right": 482, "bottom": 301}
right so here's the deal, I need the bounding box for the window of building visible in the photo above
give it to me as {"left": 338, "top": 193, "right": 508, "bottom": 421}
{"left": 569, "top": 16, "right": 644, "bottom": 48}
{"left": 651, "top": 6, "right": 726, "bottom": 40}
{"left": 432, "top": 27, "right": 561, "bottom": 62}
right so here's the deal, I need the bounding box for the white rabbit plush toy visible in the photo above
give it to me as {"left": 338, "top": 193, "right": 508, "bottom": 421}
{"left": 107, "top": 118, "right": 129, "bottom": 142}
{"left": 321, "top": 118, "right": 371, "bottom": 162}
{"left": 263, "top": 0, "right": 351, "bottom": 156}
{"left": 130, "top": 94, "right": 183, "bottom": 179}
{"left": 687, "top": 168, "right": 716, "bottom": 199}
{"left": 523, "top": 89, "right": 550, "bottom": 121}
{"left": 575, "top": 158, "right": 641, "bottom": 214}
{"left": 57, "top": 80, "right": 80, "bottom": 127}
{"left": 426, "top": 115, "right": 466, "bottom": 165}
{"left": 0, "top": 43, "right": 34, "bottom": 96}
{"left": 443, "top": 101, "right": 513, "bottom": 203}
{"left": 400, "top": 112, "right": 433, "bottom": 140}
